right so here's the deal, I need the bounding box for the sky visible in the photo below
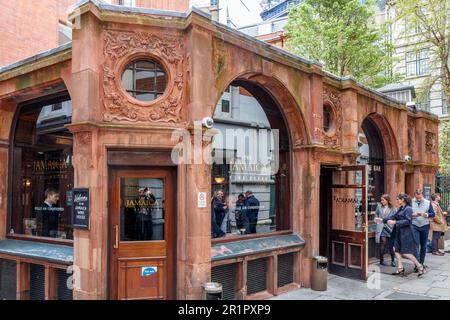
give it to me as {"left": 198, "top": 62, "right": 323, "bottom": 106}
{"left": 191, "top": 0, "right": 264, "bottom": 28}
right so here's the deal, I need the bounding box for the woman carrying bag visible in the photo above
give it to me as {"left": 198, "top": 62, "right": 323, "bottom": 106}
{"left": 375, "top": 194, "right": 396, "bottom": 266}
{"left": 430, "top": 194, "right": 448, "bottom": 256}
{"left": 385, "top": 193, "right": 425, "bottom": 277}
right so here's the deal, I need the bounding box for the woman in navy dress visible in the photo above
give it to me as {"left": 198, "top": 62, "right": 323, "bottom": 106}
{"left": 384, "top": 193, "right": 425, "bottom": 276}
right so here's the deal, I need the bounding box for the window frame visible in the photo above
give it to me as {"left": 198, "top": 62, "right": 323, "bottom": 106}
{"left": 7, "top": 93, "right": 74, "bottom": 246}
{"left": 406, "top": 48, "right": 430, "bottom": 77}
{"left": 121, "top": 59, "right": 168, "bottom": 102}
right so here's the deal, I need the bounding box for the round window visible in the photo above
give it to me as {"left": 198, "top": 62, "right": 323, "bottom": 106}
{"left": 323, "top": 104, "right": 333, "bottom": 133}
{"left": 121, "top": 59, "right": 168, "bottom": 102}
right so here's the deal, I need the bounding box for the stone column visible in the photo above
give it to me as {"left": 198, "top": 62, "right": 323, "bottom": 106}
{"left": 180, "top": 23, "right": 216, "bottom": 299}
{"left": 341, "top": 88, "right": 359, "bottom": 152}
{"left": 293, "top": 148, "right": 319, "bottom": 288}
{"left": 70, "top": 11, "right": 105, "bottom": 299}
{"left": 0, "top": 101, "right": 16, "bottom": 239}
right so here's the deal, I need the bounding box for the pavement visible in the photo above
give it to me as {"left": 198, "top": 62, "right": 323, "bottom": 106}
{"left": 271, "top": 239, "right": 450, "bottom": 300}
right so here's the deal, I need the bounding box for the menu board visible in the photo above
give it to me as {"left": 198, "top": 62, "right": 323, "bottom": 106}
{"left": 72, "top": 188, "right": 89, "bottom": 229}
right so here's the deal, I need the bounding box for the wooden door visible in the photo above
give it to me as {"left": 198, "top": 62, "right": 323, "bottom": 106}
{"left": 109, "top": 167, "right": 176, "bottom": 300}
{"left": 329, "top": 165, "right": 369, "bottom": 280}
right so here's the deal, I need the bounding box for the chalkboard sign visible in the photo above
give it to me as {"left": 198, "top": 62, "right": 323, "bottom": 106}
{"left": 72, "top": 188, "right": 89, "bottom": 230}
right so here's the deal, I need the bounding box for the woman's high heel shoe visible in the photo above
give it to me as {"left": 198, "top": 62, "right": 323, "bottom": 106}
{"left": 391, "top": 268, "right": 405, "bottom": 276}
{"left": 417, "top": 265, "right": 425, "bottom": 277}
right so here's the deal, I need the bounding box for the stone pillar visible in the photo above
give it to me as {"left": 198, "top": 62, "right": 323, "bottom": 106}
{"left": 70, "top": 11, "right": 105, "bottom": 299}
{"left": 181, "top": 24, "right": 216, "bottom": 299}
{"left": 294, "top": 149, "right": 319, "bottom": 288}
{"left": 385, "top": 162, "right": 404, "bottom": 199}
{"left": 0, "top": 101, "right": 16, "bottom": 239}
{"left": 309, "top": 73, "right": 324, "bottom": 144}
{"left": 341, "top": 88, "right": 358, "bottom": 152}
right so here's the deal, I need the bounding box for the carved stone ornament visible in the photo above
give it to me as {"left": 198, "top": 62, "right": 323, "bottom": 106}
{"left": 322, "top": 86, "right": 342, "bottom": 148}
{"left": 425, "top": 131, "right": 436, "bottom": 154}
{"left": 102, "top": 30, "right": 184, "bottom": 123}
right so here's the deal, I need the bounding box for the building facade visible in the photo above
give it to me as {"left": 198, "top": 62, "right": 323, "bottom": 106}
{"left": 0, "top": 1, "right": 439, "bottom": 300}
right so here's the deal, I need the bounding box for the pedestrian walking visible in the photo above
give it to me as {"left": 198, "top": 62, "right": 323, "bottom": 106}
{"left": 386, "top": 193, "right": 425, "bottom": 277}
{"left": 375, "top": 194, "right": 396, "bottom": 267}
{"left": 430, "top": 194, "right": 448, "bottom": 256}
{"left": 411, "top": 189, "right": 435, "bottom": 268}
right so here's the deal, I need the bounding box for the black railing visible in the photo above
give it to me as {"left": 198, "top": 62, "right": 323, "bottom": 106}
{"left": 436, "top": 174, "right": 450, "bottom": 224}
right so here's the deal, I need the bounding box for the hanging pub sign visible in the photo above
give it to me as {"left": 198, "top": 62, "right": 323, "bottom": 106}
{"left": 72, "top": 188, "right": 90, "bottom": 230}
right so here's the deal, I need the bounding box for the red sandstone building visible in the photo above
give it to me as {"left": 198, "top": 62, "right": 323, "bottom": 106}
{"left": 0, "top": 0, "right": 439, "bottom": 300}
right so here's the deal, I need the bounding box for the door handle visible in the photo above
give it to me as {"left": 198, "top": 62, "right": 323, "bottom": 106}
{"left": 113, "top": 225, "right": 119, "bottom": 249}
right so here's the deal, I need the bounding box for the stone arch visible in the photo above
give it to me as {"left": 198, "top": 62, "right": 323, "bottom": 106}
{"left": 213, "top": 71, "right": 311, "bottom": 148}
{"left": 362, "top": 112, "right": 400, "bottom": 162}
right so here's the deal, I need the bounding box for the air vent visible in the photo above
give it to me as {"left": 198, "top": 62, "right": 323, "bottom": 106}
{"left": 211, "top": 264, "right": 237, "bottom": 300}
{"left": 277, "top": 253, "right": 294, "bottom": 287}
{"left": 57, "top": 268, "right": 73, "bottom": 300}
{"left": 247, "top": 258, "right": 267, "bottom": 295}
{"left": 0, "top": 259, "right": 16, "bottom": 300}
{"left": 30, "top": 264, "right": 45, "bottom": 300}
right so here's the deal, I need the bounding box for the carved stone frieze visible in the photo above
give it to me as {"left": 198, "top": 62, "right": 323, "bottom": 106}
{"left": 102, "top": 30, "right": 184, "bottom": 123}
{"left": 425, "top": 131, "right": 436, "bottom": 154}
{"left": 322, "top": 86, "right": 342, "bottom": 148}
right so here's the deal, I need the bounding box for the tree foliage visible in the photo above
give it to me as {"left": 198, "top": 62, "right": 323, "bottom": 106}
{"left": 390, "top": 0, "right": 450, "bottom": 103}
{"left": 392, "top": 0, "right": 450, "bottom": 172}
{"left": 439, "top": 120, "right": 450, "bottom": 174}
{"left": 285, "top": 0, "right": 398, "bottom": 88}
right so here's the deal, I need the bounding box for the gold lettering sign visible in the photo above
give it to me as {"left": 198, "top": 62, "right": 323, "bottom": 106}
{"left": 125, "top": 199, "right": 157, "bottom": 208}
{"left": 33, "top": 160, "right": 69, "bottom": 172}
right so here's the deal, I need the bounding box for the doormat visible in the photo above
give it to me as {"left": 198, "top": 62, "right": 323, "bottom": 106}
{"left": 386, "top": 292, "right": 435, "bottom": 300}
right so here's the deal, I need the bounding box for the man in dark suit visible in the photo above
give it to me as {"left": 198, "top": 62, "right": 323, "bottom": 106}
{"left": 244, "top": 191, "right": 260, "bottom": 234}
{"left": 41, "top": 188, "right": 60, "bottom": 237}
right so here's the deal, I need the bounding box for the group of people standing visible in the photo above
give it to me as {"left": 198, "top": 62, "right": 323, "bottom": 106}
{"left": 375, "top": 189, "right": 448, "bottom": 277}
{"left": 211, "top": 189, "right": 260, "bottom": 238}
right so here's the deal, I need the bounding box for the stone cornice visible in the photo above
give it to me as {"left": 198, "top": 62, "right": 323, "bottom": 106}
{"left": 66, "top": 121, "right": 184, "bottom": 133}
{"left": 0, "top": 44, "right": 72, "bottom": 82}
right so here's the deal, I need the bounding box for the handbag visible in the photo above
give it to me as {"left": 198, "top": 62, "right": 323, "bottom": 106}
{"left": 383, "top": 223, "right": 393, "bottom": 235}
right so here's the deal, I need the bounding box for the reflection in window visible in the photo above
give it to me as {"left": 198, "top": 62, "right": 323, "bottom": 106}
{"left": 11, "top": 97, "right": 74, "bottom": 239}
{"left": 121, "top": 59, "right": 167, "bottom": 102}
{"left": 121, "top": 178, "right": 165, "bottom": 241}
{"left": 211, "top": 85, "right": 289, "bottom": 239}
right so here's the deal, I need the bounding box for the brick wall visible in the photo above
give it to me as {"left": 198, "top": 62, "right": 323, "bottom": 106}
{"left": 0, "top": 0, "right": 189, "bottom": 68}
{"left": 0, "top": 0, "right": 77, "bottom": 67}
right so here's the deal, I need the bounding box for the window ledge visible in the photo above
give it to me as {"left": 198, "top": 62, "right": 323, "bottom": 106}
{"left": 211, "top": 233, "right": 305, "bottom": 261}
{"left": 0, "top": 239, "right": 73, "bottom": 265}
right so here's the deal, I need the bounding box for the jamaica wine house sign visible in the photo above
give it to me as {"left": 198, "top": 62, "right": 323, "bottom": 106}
{"left": 72, "top": 188, "right": 90, "bottom": 230}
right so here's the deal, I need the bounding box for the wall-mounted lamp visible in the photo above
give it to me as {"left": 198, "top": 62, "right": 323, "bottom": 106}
{"left": 214, "top": 176, "right": 225, "bottom": 184}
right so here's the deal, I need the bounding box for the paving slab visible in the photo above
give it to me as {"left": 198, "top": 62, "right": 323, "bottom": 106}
{"left": 427, "top": 288, "right": 450, "bottom": 297}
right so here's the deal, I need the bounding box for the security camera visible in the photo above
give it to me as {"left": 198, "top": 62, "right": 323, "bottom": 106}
{"left": 202, "top": 117, "right": 214, "bottom": 129}
{"left": 404, "top": 155, "right": 412, "bottom": 162}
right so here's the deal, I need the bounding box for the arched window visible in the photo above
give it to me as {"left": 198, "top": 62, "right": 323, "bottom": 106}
{"left": 210, "top": 82, "right": 291, "bottom": 239}
{"left": 9, "top": 95, "right": 74, "bottom": 240}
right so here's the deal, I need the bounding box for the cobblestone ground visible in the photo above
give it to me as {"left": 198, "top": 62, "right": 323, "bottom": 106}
{"left": 271, "top": 240, "right": 450, "bottom": 300}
